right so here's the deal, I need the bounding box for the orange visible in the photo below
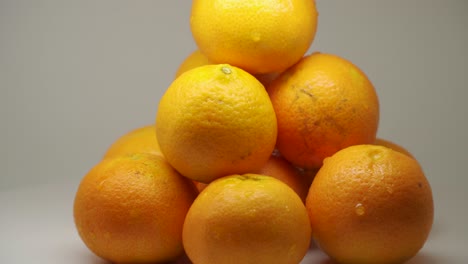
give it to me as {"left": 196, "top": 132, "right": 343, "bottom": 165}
{"left": 193, "top": 180, "right": 208, "bottom": 193}
{"left": 375, "top": 137, "right": 414, "bottom": 158}
{"left": 192, "top": 151, "right": 310, "bottom": 202}
{"left": 295, "top": 166, "right": 319, "bottom": 191}
{"left": 268, "top": 52, "right": 380, "bottom": 169}
{"left": 183, "top": 174, "right": 311, "bottom": 264}
{"left": 175, "top": 49, "right": 211, "bottom": 78}
{"left": 73, "top": 153, "right": 198, "bottom": 263}
{"left": 156, "top": 64, "right": 277, "bottom": 183}
{"left": 103, "top": 124, "right": 162, "bottom": 159}
{"left": 190, "top": 0, "right": 318, "bottom": 74}
{"left": 254, "top": 72, "right": 280, "bottom": 88}
{"left": 175, "top": 49, "right": 279, "bottom": 87}
{"left": 305, "top": 145, "right": 434, "bottom": 264}
{"left": 258, "top": 151, "right": 310, "bottom": 203}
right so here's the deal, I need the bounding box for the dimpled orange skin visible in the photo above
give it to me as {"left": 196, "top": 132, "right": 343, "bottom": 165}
{"left": 73, "top": 153, "right": 198, "bottom": 263}
{"left": 156, "top": 64, "right": 277, "bottom": 183}
{"left": 190, "top": 0, "right": 318, "bottom": 74}
{"left": 103, "top": 124, "right": 162, "bottom": 159}
{"left": 183, "top": 174, "right": 311, "bottom": 264}
{"left": 268, "top": 52, "right": 380, "bottom": 169}
{"left": 306, "top": 145, "right": 434, "bottom": 264}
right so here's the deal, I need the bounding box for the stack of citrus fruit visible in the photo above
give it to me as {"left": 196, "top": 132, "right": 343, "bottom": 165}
{"left": 74, "top": 1, "right": 434, "bottom": 264}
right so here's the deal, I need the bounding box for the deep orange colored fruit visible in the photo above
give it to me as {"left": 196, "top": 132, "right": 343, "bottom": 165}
{"left": 375, "top": 137, "right": 414, "bottom": 158}
{"left": 183, "top": 174, "right": 311, "bottom": 264}
{"left": 255, "top": 72, "right": 280, "bottom": 88}
{"left": 193, "top": 152, "right": 310, "bottom": 202}
{"left": 156, "top": 64, "right": 277, "bottom": 183}
{"left": 193, "top": 180, "right": 208, "bottom": 193}
{"left": 258, "top": 152, "right": 310, "bottom": 203}
{"left": 295, "top": 166, "right": 319, "bottom": 192}
{"left": 190, "top": 0, "right": 318, "bottom": 74}
{"left": 306, "top": 145, "right": 434, "bottom": 264}
{"left": 103, "top": 124, "right": 162, "bottom": 159}
{"left": 268, "top": 52, "right": 380, "bottom": 169}
{"left": 73, "top": 153, "right": 198, "bottom": 263}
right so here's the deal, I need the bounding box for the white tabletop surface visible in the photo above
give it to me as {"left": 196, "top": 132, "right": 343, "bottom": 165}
{"left": 0, "top": 181, "right": 466, "bottom": 264}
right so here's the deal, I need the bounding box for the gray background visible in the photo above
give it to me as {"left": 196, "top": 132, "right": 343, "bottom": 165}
{"left": 1, "top": 0, "right": 468, "bottom": 263}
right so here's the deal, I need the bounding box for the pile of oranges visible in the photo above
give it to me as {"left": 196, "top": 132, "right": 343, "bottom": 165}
{"left": 74, "top": 1, "right": 434, "bottom": 264}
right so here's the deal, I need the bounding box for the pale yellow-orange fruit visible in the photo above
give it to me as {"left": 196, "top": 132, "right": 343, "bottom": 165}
{"left": 156, "top": 64, "right": 277, "bottom": 183}
{"left": 190, "top": 0, "right": 318, "bottom": 74}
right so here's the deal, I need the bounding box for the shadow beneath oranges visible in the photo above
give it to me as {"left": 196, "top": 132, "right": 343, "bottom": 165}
{"left": 78, "top": 248, "right": 444, "bottom": 264}
{"left": 307, "top": 252, "right": 442, "bottom": 264}
{"left": 64, "top": 244, "right": 110, "bottom": 264}
{"left": 85, "top": 253, "right": 110, "bottom": 264}
{"left": 77, "top": 251, "right": 192, "bottom": 264}
{"left": 425, "top": 218, "right": 443, "bottom": 240}
{"left": 91, "top": 259, "right": 109, "bottom": 264}
{"left": 81, "top": 254, "right": 109, "bottom": 264}
{"left": 406, "top": 252, "right": 444, "bottom": 264}
{"left": 164, "top": 253, "right": 192, "bottom": 264}
{"left": 319, "top": 258, "right": 336, "bottom": 264}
